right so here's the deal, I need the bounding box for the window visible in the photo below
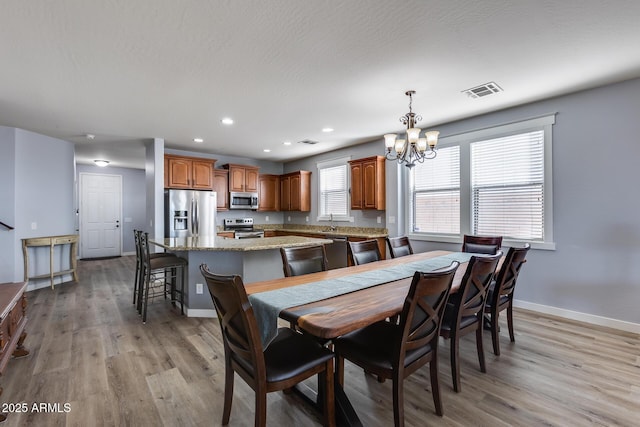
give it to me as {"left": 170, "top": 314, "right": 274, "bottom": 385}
{"left": 317, "top": 157, "right": 351, "bottom": 221}
{"left": 411, "top": 146, "right": 460, "bottom": 234}
{"left": 409, "top": 114, "right": 555, "bottom": 249}
{"left": 471, "top": 131, "right": 544, "bottom": 240}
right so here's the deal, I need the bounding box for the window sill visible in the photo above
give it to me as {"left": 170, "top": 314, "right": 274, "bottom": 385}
{"left": 408, "top": 233, "right": 556, "bottom": 251}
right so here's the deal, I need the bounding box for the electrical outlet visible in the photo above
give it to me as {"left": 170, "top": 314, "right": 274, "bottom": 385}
{"left": 196, "top": 283, "right": 204, "bottom": 294}
{"left": 288, "top": 216, "right": 291, "bottom": 221}
{"left": 389, "top": 216, "right": 396, "bottom": 224}
{"left": 305, "top": 216, "right": 309, "bottom": 222}
{"left": 31, "top": 222, "right": 37, "bottom": 230}
{"left": 265, "top": 215, "right": 269, "bottom": 222}
{"left": 377, "top": 216, "right": 381, "bottom": 224}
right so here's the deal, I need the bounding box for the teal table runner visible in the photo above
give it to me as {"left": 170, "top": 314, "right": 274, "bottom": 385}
{"left": 249, "top": 252, "right": 475, "bottom": 347}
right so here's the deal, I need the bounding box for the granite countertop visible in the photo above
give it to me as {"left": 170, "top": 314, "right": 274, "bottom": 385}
{"left": 150, "top": 235, "right": 333, "bottom": 252}
{"left": 251, "top": 224, "right": 389, "bottom": 238}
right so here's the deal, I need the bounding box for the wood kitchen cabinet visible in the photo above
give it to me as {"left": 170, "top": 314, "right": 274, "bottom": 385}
{"left": 165, "top": 155, "right": 216, "bottom": 190}
{"left": 224, "top": 164, "right": 259, "bottom": 192}
{"left": 280, "top": 170, "right": 311, "bottom": 212}
{"left": 349, "top": 156, "right": 385, "bottom": 210}
{"left": 258, "top": 174, "right": 280, "bottom": 211}
{"left": 213, "top": 169, "right": 229, "bottom": 211}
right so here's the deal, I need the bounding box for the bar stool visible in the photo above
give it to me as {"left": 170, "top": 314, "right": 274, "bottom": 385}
{"left": 133, "top": 230, "right": 174, "bottom": 307}
{"left": 138, "top": 231, "right": 187, "bottom": 323}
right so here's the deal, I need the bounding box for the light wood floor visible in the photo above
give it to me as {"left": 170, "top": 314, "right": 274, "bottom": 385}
{"left": 1, "top": 256, "right": 639, "bottom": 426}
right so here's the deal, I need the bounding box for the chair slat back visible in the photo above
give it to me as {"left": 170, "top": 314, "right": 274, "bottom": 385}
{"left": 458, "top": 253, "right": 501, "bottom": 317}
{"left": 280, "top": 245, "right": 328, "bottom": 277}
{"left": 348, "top": 240, "right": 381, "bottom": 265}
{"left": 462, "top": 235, "right": 503, "bottom": 255}
{"left": 399, "top": 262, "right": 459, "bottom": 356}
{"left": 199, "top": 265, "right": 265, "bottom": 380}
{"left": 494, "top": 244, "right": 530, "bottom": 299}
{"left": 387, "top": 236, "right": 413, "bottom": 258}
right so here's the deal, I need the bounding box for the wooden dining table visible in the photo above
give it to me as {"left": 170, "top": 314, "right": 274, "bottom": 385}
{"left": 245, "top": 250, "right": 493, "bottom": 426}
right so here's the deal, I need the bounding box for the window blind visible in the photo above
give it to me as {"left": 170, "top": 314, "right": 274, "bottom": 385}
{"left": 471, "top": 130, "right": 544, "bottom": 240}
{"left": 411, "top": 145, "right": 460, "bottom": 234}
{"left": 319, "top": 164, "right": 348, "bottom": 216}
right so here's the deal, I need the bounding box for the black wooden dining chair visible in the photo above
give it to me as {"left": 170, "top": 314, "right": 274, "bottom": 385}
{"left": 348, "top": 239, "right": 381, "bottom": 265}
{"left": 280, "top": 245, "right": 328, "bottom": 277}
{"left": 386, "top": 236, "right": 413, "bottom": 258}
{"left": 439, "top": 253, "right": 501, "bottom": 392}
{"left": 199, "top": 264, "right": 336, "bottom": 427}
{"left": 333, "top": 262, "right": 459, "bottom": 427}
{"left": 484, "top": 244, "right": 530, "bottom": 355}
{"left": 461, "top": 234, "right": 503, "bottom": 255}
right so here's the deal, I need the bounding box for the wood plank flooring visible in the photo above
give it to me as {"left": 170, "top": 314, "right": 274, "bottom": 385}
{"left": 1, "top": 256, "right": 638, "bottom": 426}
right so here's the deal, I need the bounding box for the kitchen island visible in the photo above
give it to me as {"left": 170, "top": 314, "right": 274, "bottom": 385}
{"left": 150, "top": 235, "right": 333, "bottom": 316}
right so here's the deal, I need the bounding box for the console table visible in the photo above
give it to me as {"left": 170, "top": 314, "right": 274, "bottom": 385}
{"left": 22, "top": 234, "right": 78, "bottom": 289}
{"left": 0, "top": 282, "right": 29, "bottom": 422}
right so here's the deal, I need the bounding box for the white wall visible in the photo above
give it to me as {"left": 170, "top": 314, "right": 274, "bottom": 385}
{"left": 0, "top": 128, "right": 75, "bottom": 284}
{"left": 284, "top": 78, "right": 640, "bottom": 327}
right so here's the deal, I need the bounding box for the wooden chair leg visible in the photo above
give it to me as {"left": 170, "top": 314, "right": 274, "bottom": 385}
{"left": 255, "top": 388, "right": 267, "bottom": 427}
{"left": 392, "top": 372, "right": 404, "bottom": 427}
{"left": 491, "top": 311, "right": 501, "bottom": 356}
{"left": 142, "top": 271, "right": 151, "bottom": 323}
{"left": 507, "top": 301, "right": 515, "bottom": 342}
{"left": 222, "top": 357, "right": 234, "bottom": 425}
{"left": 430, "top": 354, "right": 443, "bottom": 416}
{"left": 450, "top": 334, "right": 461, "bottom": 393}
{"left": 476, "top": 323, "right": 486, "bottom": 373}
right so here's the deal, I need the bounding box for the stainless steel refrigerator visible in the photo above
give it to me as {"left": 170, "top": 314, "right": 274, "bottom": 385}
{"left": 164, "top": 189, "right": 217, "bottom": 237}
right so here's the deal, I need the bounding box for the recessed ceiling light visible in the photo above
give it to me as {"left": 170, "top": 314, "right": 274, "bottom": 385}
{"left": 322, "top": 127, "right": 334, "bottom": 133}
{"left": 283, "top": 141, "right": 292, "bottom": 146}
{"left": 86, "top": 133, "right": 95, "bottom": 140}
{"left": 263, "top": 149, "right": 271, "bottom": 153}
{"left": 221, "top": 117, "right": 234, "bottom": 125}
{"left": 94, "top": 160, "right": 109, "bottom": 167}
{"left": 193, "top": 138, "right": 204, "bottom": 143}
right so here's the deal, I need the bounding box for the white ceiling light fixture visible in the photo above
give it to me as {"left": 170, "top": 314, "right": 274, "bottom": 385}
{"left": 193, "top": 138, "right": 204, "bottom": 143}
{"left": 221, "top": 117, "right": 234, "bottom": 125}
{"left": 94, "top": 160, "right": 109, "bottom": 167}
{"left": 322, "top": 127, "right": 334, "bottom": 133}
{"left": 85, "top": 133, "right": 95, "bottom": 140}
{"left": 283, "top": 141, "right": 292, "bottom": 146}
{"left": 384, "top": 90, "right": 439, "bottom": 168}
{"left": 263, "top": 149, "right": 271, "bottom": 153}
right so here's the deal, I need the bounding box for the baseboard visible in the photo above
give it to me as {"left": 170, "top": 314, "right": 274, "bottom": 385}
{"left": 122, "top": 251, "right": 135, "bottom": 256}
{"left": 513, "top": 299, "right": 640, "bottom": 334}
{"left": 186, "top": 308, "right": 217, "bottom": 318}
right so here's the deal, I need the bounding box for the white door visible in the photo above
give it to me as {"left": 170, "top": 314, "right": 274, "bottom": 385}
{"left": 80, "top": 173, "right": 122, "bottom": 258}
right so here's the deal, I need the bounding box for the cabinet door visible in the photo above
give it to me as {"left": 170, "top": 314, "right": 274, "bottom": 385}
{"left": 258, "top": 175, "right": 279, "bottom": 211}
{"left": 229, "top": 167, "right": 246, "bottom": 192}
{"left": 213, "top": 170, "right": 229, "bottom": 211}
{"left": 290, "top": 174, "right": 301, "bottom": 211}
{"left": 192, "top": 160, "right": 214, "bottom": 190}
{"left": 350, "top": 162, "right": 363, "bottom": 209}
{"left": 280, "top": 176, "right": 291, "bottom": 211}
{"left": 245, "top": 168, "right": 259, "bottom": 192}
{"left": 362, "top": 160, "right": 377, "bottom": 209}
{"left": 168, "top": 158, "right": 192, "bottom": 188}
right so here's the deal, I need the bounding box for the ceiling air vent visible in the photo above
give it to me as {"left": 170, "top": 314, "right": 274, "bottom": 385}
{"left": 298, "top": 139, "right": 319, "bottom": 145}
{"left": 463, "top": 82, "right": 503, "bottom": 99}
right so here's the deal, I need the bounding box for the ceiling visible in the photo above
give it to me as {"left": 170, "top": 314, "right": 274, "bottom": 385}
{"left": 2, "top": 1, "right": 640, "bottom": 170}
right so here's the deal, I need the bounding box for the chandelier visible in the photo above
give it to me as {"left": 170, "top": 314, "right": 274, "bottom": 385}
{"left": 384, "top": 90, "right": 439, "bottom": 168}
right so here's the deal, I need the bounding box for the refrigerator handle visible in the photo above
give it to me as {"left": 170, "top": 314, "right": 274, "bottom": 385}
{"left": 191, "top": 198, "right": 196, "bottom": 235}
{"left": 195, "top": 198, "right": 199, "bottom": 235}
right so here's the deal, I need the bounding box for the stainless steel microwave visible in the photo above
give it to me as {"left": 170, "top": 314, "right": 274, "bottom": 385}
{"left": 229, "top": 192, "right": 259, "bottom": 210}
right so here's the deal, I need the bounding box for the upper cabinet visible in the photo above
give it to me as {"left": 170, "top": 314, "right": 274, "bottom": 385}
{"left": 213, "top": 169, "right": 229, "bottom": 211}
{"left": 258, "top": 174, "right": 280, "bottom": 212}
{"left": 165, "top": 155, "right": 215, "bottom": 190}
{"left": 224, "top": 164, "right": 259, "bottom": 192}
{"left": 349, "top": 156, "right": 385, "bottom": 210}
{"left": 280, "top": 170, "right": 311, "bottom": 212}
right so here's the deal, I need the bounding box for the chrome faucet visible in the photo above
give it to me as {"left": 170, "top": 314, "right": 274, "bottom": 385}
{"left": 328, "top": 213, "right": 337, "bottom": 231}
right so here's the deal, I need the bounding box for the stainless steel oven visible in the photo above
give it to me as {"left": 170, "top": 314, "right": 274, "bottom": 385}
{"left": 229, "top": 192, "right": 259, "bottom": 210}
{"left": 224, "top": 218, "right": 264, "bottom": 239}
